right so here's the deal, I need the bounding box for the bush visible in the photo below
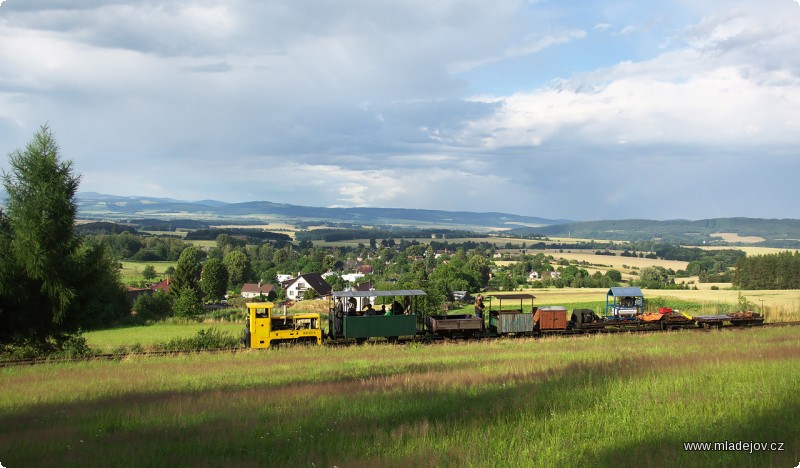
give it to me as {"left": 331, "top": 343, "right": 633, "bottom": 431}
{"left": 133, "top": 291, "right": 173, "bottom": 321}
{"left": 205, "top": 307, "right": 246, "bottom": 322}
{"left": 157, "top": 327, "right": 240, "bottom": 351}
{"left": 56, "top": 333, "right": 97, "bottom": 359}
{"left": 173, "top": 288, "right": 203, "bottom": 319}
{"left": 0, "top": 340, "right": 52, "bottom": 360}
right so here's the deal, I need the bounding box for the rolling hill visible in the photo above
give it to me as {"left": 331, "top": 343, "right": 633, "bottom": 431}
{"left": 74, "top": 192, "right": 569, "bottom": 229}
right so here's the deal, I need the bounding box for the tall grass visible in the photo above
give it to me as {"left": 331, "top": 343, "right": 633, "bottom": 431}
{"left": 1, "top": 327, "right": 798, "bottom": 467}
{"left": 83, "top": 322, "right": 244, "bottom": 352}
{"left": 763, "top": 302, "right": 800, "bottom": 322}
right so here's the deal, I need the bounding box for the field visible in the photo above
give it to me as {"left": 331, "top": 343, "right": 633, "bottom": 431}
{"left": 119, "top": 261, "right": 177, "bottom": 284}
{"left": 1, "top": 327, "right": 798, "bottom": 467}
{"left": 83, "top": 323, "right": 245, "bottom": 353}
{"left": 495, "top": 250, "right": 690, "bottom": 283}
{"left": 314, "top": 236, "right": 556, "bottom": 248}
{"left": 710, "top": 232, "right": 766, "bottom": 243}
{"left": 699, "top": 246, "right": 800, "bottom": 256}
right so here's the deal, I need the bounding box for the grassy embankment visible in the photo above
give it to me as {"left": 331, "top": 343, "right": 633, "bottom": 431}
{"left": 1, "top": 326, "right": 798, "bottom": 467}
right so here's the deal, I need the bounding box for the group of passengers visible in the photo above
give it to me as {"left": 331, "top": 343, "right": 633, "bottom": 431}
{"left": 336, "top": 297, "right": 409, "bottom": 317}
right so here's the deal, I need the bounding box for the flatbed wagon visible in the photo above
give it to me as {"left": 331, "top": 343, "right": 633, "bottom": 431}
{"left": 427, "top": 314, "right": 484, "bottom": 337}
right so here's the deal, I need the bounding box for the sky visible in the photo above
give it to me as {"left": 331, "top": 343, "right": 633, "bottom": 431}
{"left": 1, "top": 0, "right": 799, "bottom": 222}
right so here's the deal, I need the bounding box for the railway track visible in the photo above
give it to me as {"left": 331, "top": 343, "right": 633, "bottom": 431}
{"left": 0, "top": 346, "right": 244, "bottom": 369}
{"left": 2, "top": 320, "right": 799, "bottom": 369}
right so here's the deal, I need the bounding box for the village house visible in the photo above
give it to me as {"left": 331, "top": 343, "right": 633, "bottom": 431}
{"left": 341, "top": 272, "right": 365, "bottom": 283}
{"left": 321, "top": 270, "right": 338, "bottom": 279}
{"left": 276, "top": 274, "right": 293, "bottom": 284}
{"left": 356, "top": 265, "right": 374, "bottom": 275}
{"left": 149, "top": 277, "right": 171, "bottom": 294}
{"left": 240, "top": 282, "right": 275, "bottom": 299}
{"left": 284, "top": 273, "right": 332, "bottom": 301}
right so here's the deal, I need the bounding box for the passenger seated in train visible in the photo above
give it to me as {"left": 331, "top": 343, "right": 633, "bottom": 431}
{"left": 391, "top": 300, "right": 404, "bottom": 315}
{"left": 363, "top": 303, "right": 376, "bottom": 316}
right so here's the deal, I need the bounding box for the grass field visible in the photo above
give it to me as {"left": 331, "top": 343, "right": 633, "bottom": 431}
{"left": 1, "top": 327, "right": 797, "bottom": 467}
{"left": 119, "top": 261, "right": 177, "bottom": 284}
{"left": 83, "top": 323, "right": 245, "bottom": 353}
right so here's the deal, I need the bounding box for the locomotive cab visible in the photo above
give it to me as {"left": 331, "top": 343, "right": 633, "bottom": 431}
{"left": 244, "top": 302, "right": 322, "bottom": 348}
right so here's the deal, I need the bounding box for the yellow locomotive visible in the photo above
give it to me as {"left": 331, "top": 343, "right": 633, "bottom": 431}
{"left": 243, "top": 302, "right": 322, "bottom": 348}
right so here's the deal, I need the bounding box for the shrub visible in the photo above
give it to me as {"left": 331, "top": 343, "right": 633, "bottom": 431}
{"left": 56, "top": 333, "right": 97, "bottom": 359}
{"left": 157, "top": 327, "right": 240, "bottom": 351}
{"left": 133, "top": 291, "right": 173, "bottom": 321}
{"left": 205, "top": 307, "right": 246, "bottom": 322}
{"left": 173, "top": 288, "right": 203, "bottom": 319}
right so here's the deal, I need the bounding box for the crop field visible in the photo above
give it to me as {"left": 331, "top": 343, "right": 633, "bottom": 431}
{"left": 699, "top": 246, "right": 800, "bottom": 256}
{"left": 314, "top": 236, "right": 556, "bottom": 248}
{"left": 709, "top": 232, "right": 766, "bottom": 243}
{"left": 529, "top": 249, "right": 689, "bottom": 272}
{"left": 1, "top": 327, "right": 798, "bottom": 467}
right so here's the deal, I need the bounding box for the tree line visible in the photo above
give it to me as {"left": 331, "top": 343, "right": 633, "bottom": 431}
{"left": 733, "top": 251, "right": 800, "bottom": 289}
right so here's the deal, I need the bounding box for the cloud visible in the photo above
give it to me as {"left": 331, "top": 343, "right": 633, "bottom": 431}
{"left": 1, "top": 0, "right": 799, "bottom": 221}
{"left": 450, "top": 29, "right": 587, "bottom": 73}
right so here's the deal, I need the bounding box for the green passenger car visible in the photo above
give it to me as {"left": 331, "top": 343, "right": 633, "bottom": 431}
{"left": 329, "top": 289, "right": 427, "bottom": 341}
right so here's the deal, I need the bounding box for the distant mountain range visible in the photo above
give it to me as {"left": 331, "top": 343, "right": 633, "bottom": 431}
{"left": 73, "top": 192, "right": 569, "bottom": 229}
{"left": 508, "top": 218, "right": 800, "bottom": 247}
{"left": 2, "top": 192, "right": 797, "bottom": 246}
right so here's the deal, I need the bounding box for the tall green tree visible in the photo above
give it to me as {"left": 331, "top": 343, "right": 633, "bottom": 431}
{"left": 171, "top": 245, "right": 203, "bottom": 297}
{"left": 2, "top": 126, "right": 80, "bottom": 326}
{"left": 0, "top": 126, "right": 128, "bottom": 343}
{"left": 224, "top": 250, "right": 252, "bottom": 286}
{"left": 201, "top": 258, "right": 228, "bottom": 302}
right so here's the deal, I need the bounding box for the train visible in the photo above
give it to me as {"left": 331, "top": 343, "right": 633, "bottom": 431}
{"left": 242, "top": 287, "right": 765, "bottom": 348}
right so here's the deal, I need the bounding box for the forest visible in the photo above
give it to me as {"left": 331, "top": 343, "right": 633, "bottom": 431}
{"left": 733, "top": 251, "right": 800, "bottom": 289}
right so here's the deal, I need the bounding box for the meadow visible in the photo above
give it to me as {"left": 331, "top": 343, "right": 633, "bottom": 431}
{"left": 0, "top": 327, "right": 797, "bottom": 467}
{"left": 119, "top": 261, "right": 176, "bottom": 284}
{"left": 83, "top": 322, "right": 245, "bottom": 353}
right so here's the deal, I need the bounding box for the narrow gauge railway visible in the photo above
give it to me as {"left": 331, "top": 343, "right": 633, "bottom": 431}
{"left": 1, "top": 288, "right": 783, "bottom": 368}
{"left": 242, "top": 287, "right": 769, "bottom": 348}
{"left": 3, "top": 320, "right": 797, "bottom": 369}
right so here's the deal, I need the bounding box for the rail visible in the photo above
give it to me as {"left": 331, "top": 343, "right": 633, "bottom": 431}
{"left": 2, "top": 321, "right": 799, "bottom": 369}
